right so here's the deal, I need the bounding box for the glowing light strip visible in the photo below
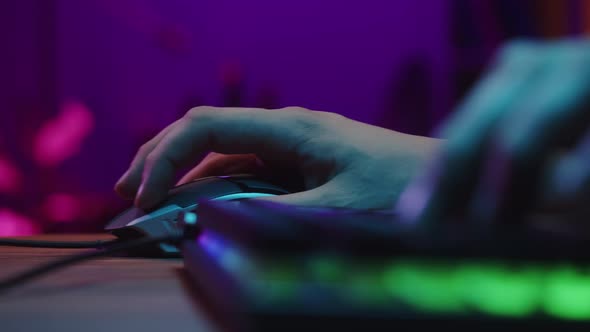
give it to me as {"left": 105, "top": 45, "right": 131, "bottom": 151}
{"left": 258, "top": 258, "right": 590, "bottom": 320}
{"left": 212, "top": 193, "right": 275, "bottom": 201}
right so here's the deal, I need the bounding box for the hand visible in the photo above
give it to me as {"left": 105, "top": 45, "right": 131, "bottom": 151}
{"left": 115, "top": 106, "right": 440, "bottom": 210}
{"left": 397, "top": 39, "right": 590, "bottom": 226}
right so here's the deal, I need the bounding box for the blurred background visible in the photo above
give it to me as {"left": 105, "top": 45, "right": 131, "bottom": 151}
{"left": 0, "top": 0, "right": 585, "bottom": 235}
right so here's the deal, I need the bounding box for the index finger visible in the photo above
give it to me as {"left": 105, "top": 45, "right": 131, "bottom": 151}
{"left": 136, "top": 106, "right": 316, "bottom": 208}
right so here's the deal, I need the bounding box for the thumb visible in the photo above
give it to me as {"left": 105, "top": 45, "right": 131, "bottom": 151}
{"left": 253, "top": 180, "right": 350, "bottom": 208}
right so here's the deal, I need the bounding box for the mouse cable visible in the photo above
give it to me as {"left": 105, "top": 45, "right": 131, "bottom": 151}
{"left": 0, "top": 238, "right": 121, "bottom": 249}
{"left": 0, "top": 234, "right": 183, "bottom": 294}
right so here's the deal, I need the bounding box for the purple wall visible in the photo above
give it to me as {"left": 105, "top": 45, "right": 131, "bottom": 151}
{"left": 57, "top": 0, "right": 451, "bottom": 188}
{"left": 0, "top": 0, "right": 451, "bottom": 233}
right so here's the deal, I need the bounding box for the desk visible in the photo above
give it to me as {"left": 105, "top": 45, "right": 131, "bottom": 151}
{"left": 0, "top": 234, "right": 218, "bottom": 332}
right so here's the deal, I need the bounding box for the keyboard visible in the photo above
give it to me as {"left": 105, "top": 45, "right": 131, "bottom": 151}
{"left": 182, "top": 200, "right": 590, "bottom": 331}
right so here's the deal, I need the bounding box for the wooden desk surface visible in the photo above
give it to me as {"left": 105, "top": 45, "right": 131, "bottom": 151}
{"left": 0, "top": 234, "right": 219, "bottom": 332}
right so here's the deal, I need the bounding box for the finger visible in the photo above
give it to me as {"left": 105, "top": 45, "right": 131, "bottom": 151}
{"left": 396, "top": 41, "right": 550, "bottom": 225}
{"left": 136, "top": 106, "right": 314, "bottom": 209}
{"left": 177, "top": 153, "right": 261, "bottom": 185}
{"left": 543, "top": 129, "right": 590, "bottom": 202}
{"left": 530, "top": 131, "right": 590, "bottom": 232}
{"left": 523, "top": 129, "right": 590, "bottom": 231}
{"left": 114, "top": 120, "right": 180, "bottom": 198}
{"left": 470, "top": 41, "right": 590, "bottom": 223}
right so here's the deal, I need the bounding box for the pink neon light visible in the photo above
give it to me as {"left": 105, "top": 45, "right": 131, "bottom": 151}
{"left": 42, "top": 193, "right": 81, "bottom": 223}
{"left": 0, "top": 157, "right": 22, "bottom": 193}
{"left": 0, "top": 209, "right": 39, "bottom": 236}
{"left": 33, "top": 100, "right": 95, "bottom": 167}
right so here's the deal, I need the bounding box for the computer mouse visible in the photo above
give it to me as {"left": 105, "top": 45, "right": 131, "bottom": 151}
{"left": 104, "top": 174, "right": 290, "bottom": 256}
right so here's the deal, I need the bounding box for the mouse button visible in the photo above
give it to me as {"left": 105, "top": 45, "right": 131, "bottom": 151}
{"left": 132, "top": 214, "right": 183, "bottom": 238}
{"left": 165, "top": 179, "right": 243, "bottom": 207}
{"left": 126, "top": 204, "right": 183, "bottom": 226}
{"left": 104, "top": 207, "right": 146, "bottom": 230}
{"left": 226, "top": 177, "right": 290, "bottom": 194}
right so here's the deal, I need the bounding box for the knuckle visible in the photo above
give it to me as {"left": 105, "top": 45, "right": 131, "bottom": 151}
{"left": 279, "top": 106, "right": 311, "bottom": 115}
{"left": 186, "top": 106, "right": 215, "bottom": 120}
{"left": 284, "top": 106, "right": 308, "bottom": 112}
{"left": 137, "top": 142, "right": 152, "bottom": 155}
{"left": 500, "top": 39, "right": 540, "bottom": 57}
{"left": 496, "top": 39, "right": 544, "bottom": 66}
{"left": 281, "top": 106, "right": 343, "bottom": 121}
{"left": 278, "top": 106, "right": 314, "bottom": 123}
{"left": 144, "top": 151, "right": 159, "bottom": 166}
{"left": 491, "top": 39, "right": 550, "bottom": 73}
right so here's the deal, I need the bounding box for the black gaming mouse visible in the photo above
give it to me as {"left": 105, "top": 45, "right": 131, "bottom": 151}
{"left": 104, "top": 175, "right": 290, "bottom": 256}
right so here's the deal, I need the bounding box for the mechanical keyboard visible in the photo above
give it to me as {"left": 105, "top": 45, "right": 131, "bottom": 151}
{"left": 182, "top": 200, "right": 590, "bottom": 331}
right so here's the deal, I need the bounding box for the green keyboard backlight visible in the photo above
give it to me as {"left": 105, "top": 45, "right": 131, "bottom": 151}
{"left": 262, "top": 258, "right": 590, "bottom": 321}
